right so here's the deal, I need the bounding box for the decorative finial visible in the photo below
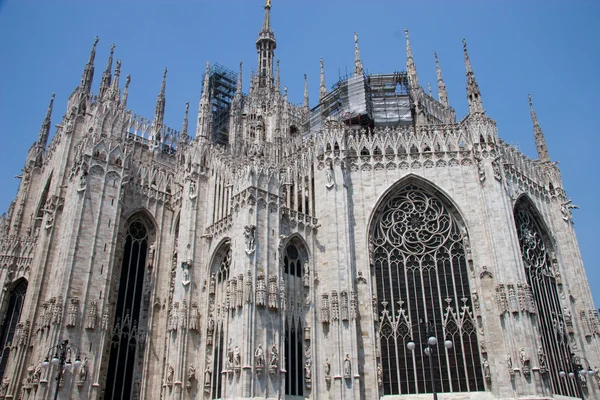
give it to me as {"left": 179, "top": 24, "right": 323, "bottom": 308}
{"left": 160, "top": 67, "right": 167, "bottom": 95}
{"left": 405, "top": 28, "right": 418, "bottom": 89}
{"left": 463, "top": 38, "right": 483, "bottom": 114}
{"left": 122, "top": 74, "right": 131, "bottom": 107}
{"left": 354, "top": 32, "right": 363, "bottom": 77}
{"left": 236, "top": 61, "right": 243, "bottom": 95}
{"left": 528, "top": 94, "right": 550, "bottom": 162}
{"left": 303, "top": 74, "right": 309, "bottom": 109}
{"left": 181, "top": 101, "right": 190, "bottom": 140}
{"left": 434, "top": 52, "right": 449, "bottom": 108}
{"left": 319, "top": 58, "right": 327, "bottom": 102}
{"left": 275, "top": 59, "right": 280, "bottom": 90}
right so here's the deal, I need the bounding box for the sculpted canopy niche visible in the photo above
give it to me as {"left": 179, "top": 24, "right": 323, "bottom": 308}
{"left": 369, "top": 176, "right": 484, "bottom": 396}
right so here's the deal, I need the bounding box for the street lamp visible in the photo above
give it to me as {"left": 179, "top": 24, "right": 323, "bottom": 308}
{"left": 558, "top": 353, "right": 594, "bottom": 400}
{"left": 407, "top": 320, "right": 452, "bottom": 400}
{"left": 42, "top": 339, "right": 81, "bottom": 400}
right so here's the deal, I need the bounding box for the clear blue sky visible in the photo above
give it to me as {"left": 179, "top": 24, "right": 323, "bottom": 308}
{"left": 0, "top": 1, "right": 598, "bottom": 305}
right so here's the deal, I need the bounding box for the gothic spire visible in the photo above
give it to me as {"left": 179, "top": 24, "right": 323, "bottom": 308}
{"left": 197, "top": 61, "right": 212, "bottom": 141}
{"left": 405, "top": 29, "right": 418, "bottom": 89}
{"left": 153, "top": 68, "right": 167, "bottom": 128}
{"left": 37, "top": 93, "right": 55, "bottom": 149}
{"left": 99, "top": 44, "right": 115, "bottom": 100}
{"left": 80, "top": 36, "right": 99, "bottom": 94}
{"left": 236, "top": 62, "right": 243, "bottom": 96}
{"left": 320, "top": 58, "right": 327, "bottom": 102}
{"left": 122, "top": 75, "right": 131, "bottom": 108}
{"left": 181, "top": 101, "right": 190, "bottom": 142}
{"left": 275, "top": 59, "right": 281, "bottom": 91}
{"left": 528, "top": 94, "right": 550, "bottom": 163}
{"left": 256, "top": 0, "right": 276, "bottom": 88}
{"left": 463, "top": 38, "right": 483, "bottom": 114}
{"left": 303, "top": 74, "right": 309, "bottom": 110}
{"left": 110, "top": 59, "right": 121, "bottom": 102}
{"left": 434, "top": 52, "right": 449, "bottom": 108}
{"left": 354, "top": 32, "right": 364, "bottom": 77}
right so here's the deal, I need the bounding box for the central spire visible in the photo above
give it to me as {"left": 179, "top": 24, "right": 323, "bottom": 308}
{"left": 256, "top": 0, "right": 276, "bottom": 88}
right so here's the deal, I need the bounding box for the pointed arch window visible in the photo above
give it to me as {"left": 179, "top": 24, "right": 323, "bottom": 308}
{"left": 105, "top": 218, "right": 152, "bottom": 400}
{"left": 208, "top": 242, "right": 231, "bottom": 400}
{"left": 371, "top": 183, "right": 484, "bottom": 395}
{"left": 0, "top": 278, "right": 27, "bottom": 382}
{"left": 282, "top": 238, "right": 308, "bottom": 396}
{"left": 514, "top": 198, "right": 577, "bottom": 397}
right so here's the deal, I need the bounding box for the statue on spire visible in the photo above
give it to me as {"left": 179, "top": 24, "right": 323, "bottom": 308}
{"left": 354, "top": 32, "right": 363, "bottom": 77}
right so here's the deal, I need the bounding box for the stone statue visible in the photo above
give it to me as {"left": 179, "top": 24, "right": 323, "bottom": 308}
{"left": 204, "top": 367, "right": 212, "bottom": 387}
{"left": 304, "top": 361, "right": 312, "bottom": 381}
{"left": 520, "top": 348, "right": 531, "bottom": 377}
{"left": 234, "top": 346, "right": 241, "bottom": 368}
{"left": 483, "top": 359, "right": 491, "bottom": 381}
{"left": 78, "top": 356, "right": 88, "bottom": 384}
{"left": 255, "top": 344, "right": 264, "bottom": 367}
{"left": 166, "top": 365, "right": 174, "bottom": 385}
{"left": 187, "top": 364, "right": 196, "bottom": 382}
{"left": 377, "top": 363, "right": 383, "bottom": 387}
{"left": 343, "top": 354, "right": 351, "bottom": 378}
{"left": 324, "top": 358, "right": 331, "bottom": 376}
{"left": 325, "top": 165, "right": 334, "bottom": 189}
{"left": 244, "top": 225, "right": 256, "bottom": 254}
{"left": 269, "top": 343, "right": 279, "bottom": 368}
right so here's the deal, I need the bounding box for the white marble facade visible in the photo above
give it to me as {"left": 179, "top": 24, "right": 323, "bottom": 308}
{"left": 0, "top": 2, "right": 599, "bottom": 400}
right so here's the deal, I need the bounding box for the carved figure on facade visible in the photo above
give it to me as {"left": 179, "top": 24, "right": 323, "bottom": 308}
{"left": 209, "top": 273, "right": 216, "bottom": 295}
{"left": 495, "top": 284, "right": 508, "bottom": 314}
{"left": 325, "top": 164, "right": 334, "bottom": 189}
{"left": 343, "top": 354, "right": 352, "bottom": 379}
{"left": 52, "top": 296, "right": 63, "bottom": 325}
{"left": 226, "top": 345, "right": 234, "bottom": 371}
{"left": 245, "top": 269, "right": 253, "bottom": 304}
{"left": 377, "top": 362, "right": 383, "bottom": 387}
{"left": 230, "top": 278, "right": 237, "bottom": 310}
{"left": 256, "top": 274, "right": 266, "bottom": 306}
{"left": 356, "top": 270, "right": 368, "bottom": 284}
{"left": 350, "top": 291, "right": 357, "bottom": 320}
{"left": 538, "top": 347, "right": 548, "bottom": 374}
{"left": 324, "top": 358, "right": 331, "bottom": 379}
{"left": 206, "top": 315, "right": 215, "bottom": 346}
{"left": 204, "top": 367, "right": 212, "bottom": 390}
{"left": 304, "top": 361, "right": 312, "bottom": 388}
{"left": 186, "top": 365, "right": 196, "bottom": 388}
{"left": 331, "top": 290, "right": 339, "bottom": 321}
{"left": 475, "top": 157, "right": 486, "bottom": 182}
{"left": 560, "top": 199, "right": 578, "bottom": 222}
{"left": 244, "top": 225, "right": 256, "bottom": 254}
{"left": 180, "top": 300, "right": 188, "bottom": 329}
{"left": 189, "top": 180, "right": 197, "bottom": 199}
{"left": 234, "top": 346, "right": 241, "bottom": 370}
{"left": 563, "top": 306, "right": 574, "bottom": 333}
{"left": 340, "top": 291, "right": 349, "bottom": 321}
{"left": 519, "top": 348, "right": 531, "bottom": 377}
{"left": 321, "top": 293, "right": 330, "bottom": 324}
{"left": 66, "top": 297, "right": 79, "bottom": 328}
{"left": 460, "top": 226, "right": 472, "bottom": 256}
{"left": 471, "top": 289, "right": 480, "bottom": 312}
{"left": 189, "top": 302, "right": 200, "bottom": 331}
{"left": 506, "top": 354, "right": 514, "bottom": 376}
{"left": 303, "top": 262, "right": 310, "bottom": 288}
{"left": 269, "top": 343, "right": 279, "bottom": 374}
{"left": 507, "top": 284, "right": 519, "bottom": 313}
{"left": 279, "top": 277, "right": 286, "bottom": 310}
{"left": 77, "top": 356, "right": 88, "bottom": 386}
{"left": 181, "top": 262, "right": 190, "bottom": 286}
{"left": 255, "top": 344, "right": 265, "bottom": 369}
{"left": 523, "top": 283, "right": 536, "bottom": 314}
{"left": 268, "top": 276, "right": 278, "bottom": 309}
{"left": 166, "top": 364, "right": 174, "bottom": 386}
{"left": 483, "top": 358, "right": 491, "bottom": 382}
{"left": 492, "top": 156, "right": 502, "bottom": 181}
{"left": 102, "top": 308, "right": 110, "bottom": 331}
{"left": 237, "top": 274, "right": 244, "bottom": 308}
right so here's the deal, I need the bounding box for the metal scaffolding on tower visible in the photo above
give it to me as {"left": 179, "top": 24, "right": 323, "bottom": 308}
{"left": 203, "top": 63, "right": 237, "bottom": 146}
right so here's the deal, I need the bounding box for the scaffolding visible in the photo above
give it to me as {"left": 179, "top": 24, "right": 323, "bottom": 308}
{"left": 306, "top": 71, "right": 412, "bottom": 134}
{"left": 204, "top": 63, "right": 237, "bottom": 146}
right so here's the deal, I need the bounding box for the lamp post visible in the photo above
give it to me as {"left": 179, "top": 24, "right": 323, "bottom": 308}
{"left": 407, "top": 320, "right": 452, "bottom": 400}
{"left": 558, "top": 353, "right": 594, "bottom": 400}
{"left": 42, "top": 339, "right": 81, "bottom": 400}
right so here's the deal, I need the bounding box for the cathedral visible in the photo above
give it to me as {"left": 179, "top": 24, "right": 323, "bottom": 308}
{"left": 0, "top": 1, "right": 599, "bottom": 399}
